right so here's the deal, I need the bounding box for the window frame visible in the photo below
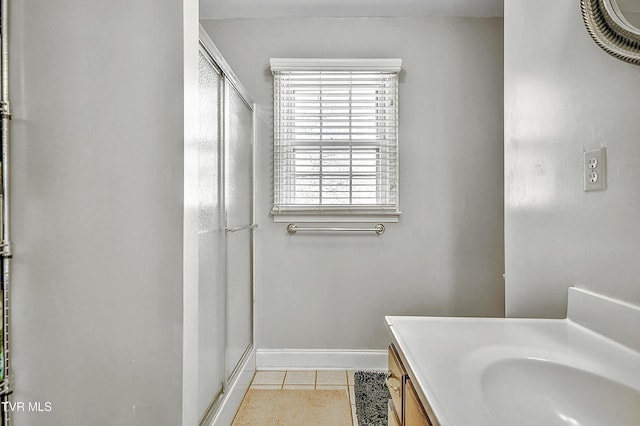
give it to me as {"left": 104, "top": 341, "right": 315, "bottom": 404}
{"left": 270, "top": 58, "right": 402, "bottom": 223}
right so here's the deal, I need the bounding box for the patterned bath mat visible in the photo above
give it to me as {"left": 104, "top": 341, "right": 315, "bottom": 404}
{"left": 354, "top": 371, "right": 391, "bottom": 425}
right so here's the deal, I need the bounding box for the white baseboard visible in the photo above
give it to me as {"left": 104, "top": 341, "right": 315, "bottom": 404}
{"left": 256, "top": 349, "right": 387, "bottom": 371}
{"left": 209, "top": 348, "right": 256, "bottom": 426}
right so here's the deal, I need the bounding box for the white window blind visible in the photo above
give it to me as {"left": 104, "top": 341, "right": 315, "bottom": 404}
{"left": 271, "top": 58, "right": 401, "bottom": 219}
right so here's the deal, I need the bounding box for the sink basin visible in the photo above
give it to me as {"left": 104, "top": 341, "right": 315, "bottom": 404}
{"left": 386, "top": 289, "right": 640, "bottom": 425}
{"left": 482, "top": 358, "right": 640, "bottom": 426}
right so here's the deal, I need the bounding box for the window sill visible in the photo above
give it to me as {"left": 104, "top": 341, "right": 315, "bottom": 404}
{"left": 271, "top": 211, "right": 401, "bottom": 224}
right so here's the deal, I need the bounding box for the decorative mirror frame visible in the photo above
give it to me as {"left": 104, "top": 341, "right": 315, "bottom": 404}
{"left": 581, "top": 0, "right": 640, "bottom": 65}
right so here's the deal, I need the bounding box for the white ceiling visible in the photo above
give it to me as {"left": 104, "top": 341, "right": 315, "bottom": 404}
{"left": 200, "top": 0, "right": 504, "bottom": 20}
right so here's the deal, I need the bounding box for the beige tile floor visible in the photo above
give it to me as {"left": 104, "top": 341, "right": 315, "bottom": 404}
{"left": 247, "top": 370, "right": 359, "bottom": 425}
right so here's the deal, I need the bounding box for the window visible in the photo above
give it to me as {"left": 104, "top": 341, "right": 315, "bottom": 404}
{"left": 270, "top": 58, "right": 402, "bottom": 222}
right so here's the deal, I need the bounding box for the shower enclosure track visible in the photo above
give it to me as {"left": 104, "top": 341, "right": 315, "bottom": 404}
{"left": 0, "top": 0, "right": 13, "bottom": 425}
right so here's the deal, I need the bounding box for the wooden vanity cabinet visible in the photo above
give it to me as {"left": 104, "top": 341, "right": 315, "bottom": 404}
{"left": 387, "top": 344, "right": 434, "bottom": 426}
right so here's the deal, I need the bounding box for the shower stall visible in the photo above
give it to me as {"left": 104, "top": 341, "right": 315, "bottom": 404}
{"left": 196, "top": 29, "right": 255, "bottom": 425}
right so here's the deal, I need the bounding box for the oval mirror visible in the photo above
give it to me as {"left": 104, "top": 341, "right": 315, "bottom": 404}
{"left": 581, "top": 0, "right": 640, "bottom": 64}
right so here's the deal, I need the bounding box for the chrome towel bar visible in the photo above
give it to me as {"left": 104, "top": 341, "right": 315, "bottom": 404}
{"left": 287, "top": 223, "right": 385, "bottom": 235}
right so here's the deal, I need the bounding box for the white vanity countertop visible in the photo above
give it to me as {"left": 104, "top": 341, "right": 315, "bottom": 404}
{"left": 385, "top": 315, "right": 640, "bottom": 426}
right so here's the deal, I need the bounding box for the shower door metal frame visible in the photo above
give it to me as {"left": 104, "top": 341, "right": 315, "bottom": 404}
{"left": 198, "top": 26, "right": 256, "bottom": 426}
{"left": 196, "top": 46, "right": 226, "bottom": 423}
{"left": 222, "top": 77, "right": 254, "bottom": 384}
{"left": 0, "top": 0, "right": 12, "bottom": 425}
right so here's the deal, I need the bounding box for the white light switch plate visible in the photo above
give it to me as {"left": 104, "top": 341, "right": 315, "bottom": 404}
{"left": 584, "top": 147, "right": 606, "bottom": 192}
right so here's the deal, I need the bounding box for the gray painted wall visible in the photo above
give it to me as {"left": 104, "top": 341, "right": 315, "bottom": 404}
{"left": 10, "top": 1, "right": 186, "bottom": 424}
{"left": 202, "top": 17, "right": 505, "bottom": 350}
{"left": 505, "top": 1, "right": 640, "bottom": 317}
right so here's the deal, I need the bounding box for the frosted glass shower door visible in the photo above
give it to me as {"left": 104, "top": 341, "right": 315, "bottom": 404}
{"left": 225, "top": 81, "right": 253, "bottom": 380}
{"left": 197, "top": 50, "right": 225, "bottom": 417}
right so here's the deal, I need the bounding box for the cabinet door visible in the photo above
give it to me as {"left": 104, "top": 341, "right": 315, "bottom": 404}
{"left": 388, "top": 345, "right": 405, "bottom": 422}
{"left": 405, "top": 378, "right": 432, "bottom": 426}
